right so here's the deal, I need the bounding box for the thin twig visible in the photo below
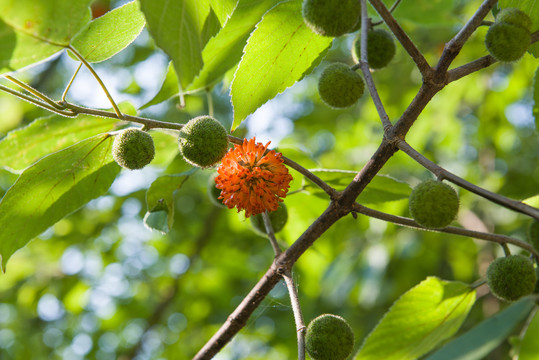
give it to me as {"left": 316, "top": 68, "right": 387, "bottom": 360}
{"left": 283, "top": 271, "right": 306, "bottom": 360}
{"left": 4, "top": 75, "right": 66, "bottom": 110}
{"left": 397, "top": 140, "right": 539, "bottom": 219}
{"left": 368, "top": 0, "right": 432, "bottom": 78}
{"left": 0, "top": 84, "right": 76, "bottom": 117}
{"left": 62, "top": 63, "right": 83, "bottom": 102}
{"left": 67, "top": 45, "right": 124, "bottom": 119}
{"left": 359, "top": 0, "right": 392, "bottom": 130}
{"left": 206, "top": 89, "right": 214, "bottom": 117}
{"left": 352, "top": 203, "right": 539, "bottom": 260}
{"left": 262, "top": 211, "right": 282, "bottom": 256}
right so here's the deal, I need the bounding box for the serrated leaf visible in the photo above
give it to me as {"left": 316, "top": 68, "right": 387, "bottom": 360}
{"left": 0, "top": 115, "right": 118, "bottom": 171}
{"left": 0, "top": 134, "right": 121, "bottom": 271}
{"left": 356, "top": 277, "right": 476, "bottom": 360}
{"left": 71, "top": 0, "right": 145, "bottom": 63}
{"left": 188, "top": 0, "right": 281, "bottom": 92}
{"left": 209, "top": 0, "right": 237, "bottom": 25}
{"left": 523, "top": 194, "right": 539, "bottom": 208}
{"left": 533, "top": 67, "right": 539, "bottom": 130}
{"left": 144, "top": 169, "right": 197, "bottom": 233}
{"left": 140, "top": 62, "right": 179, "bottom": 109}
{"left": 499, "top": 0, "right": 539, "bottom": 57}
{"left": 304, "top": 171, "right": 411, "bottom": 204}
{"left": 230, "top": 0, "right": 332, "bottom": 130}
{"left": 519, "top": 308, "right": 539, "bottom": 360}
{"left": 139, "top": 0, "right": 212, "bottom": 90}
{"left": 0, "top": 0, "right": 92, "bottom": 46}
{"left": 425, "top": 296, "right": 536, "bottom": 360}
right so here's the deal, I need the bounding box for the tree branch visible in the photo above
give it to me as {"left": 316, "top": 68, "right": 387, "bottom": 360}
{"left": 262, "top": 210, "right": 282, "bottom": 256}
{"left": 283, "top": 271, "right": 306, "bottom": 360}
{"left": 397, "top": 140, "right": 539, "bottom": 219}
{"left": 368, "top": 0, "right": 432, "bottom": 78}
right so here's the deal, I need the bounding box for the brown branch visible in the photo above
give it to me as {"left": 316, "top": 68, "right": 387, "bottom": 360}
{"left": 283, "top": 271, "right": 306, "bottom": 360}
{"left": 352, "top": 203, "right": 539, "bottom": 259}
{"left": 368, "top": 0, "right": 432, "bottom": 78}
{"left": 397, "top": 140, "right": 539, "bottom": 219}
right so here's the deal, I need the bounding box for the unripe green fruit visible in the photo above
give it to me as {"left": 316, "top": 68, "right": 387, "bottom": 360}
{"left": 496, "top": 8, "right": 532, "bottom": 32}
{"left": 305, "top": 314, "right": 354, "bottom": 360}
{"left": 112, "top": 128, "right": 155, "bottom": 170}
{"left": 485, "top": 22, "right": 530, "bottom": 62}
{"left": 486, "top": 255, "right": 537, "bottom": 301}
{"left": 409, "top": 180, "right": 459, "bottom": 229}
{"left": 318, "top": 63, "right": 364, "bottom": 108}
{"left": 207, "top": 173, "right": 226, "bottom": 208}
{"left": 302, "top": 0, "right": 361, "bottom": 37}
{"left": 178, "top": 116, "right": 229, "bottom": 168}
{"left": 354, "top": 29, "right": 396, "bottom": 69}
{"left": 250, "top": 203, "right": 288, "bottom": 235}
{"left": 528, "top": 220, "right": 539, "bottom": 251}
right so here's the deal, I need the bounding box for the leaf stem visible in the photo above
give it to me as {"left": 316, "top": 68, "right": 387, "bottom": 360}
{"left": 0, "top": 84, "right": 76, "bottom": 117}
{"left": 397, "top": 140, "right": 539, "bottom": 219}
{"left": 4, "top": 75, "right": 66, "bottom": 110}
{"left": 62, "top": 63, "right": 83, "bottom": 102}
{"left": 283, "top": 271, "right": 306, "bottom": 360}
{"left": 67, "top": 45, "right": 124, "bottom": 119}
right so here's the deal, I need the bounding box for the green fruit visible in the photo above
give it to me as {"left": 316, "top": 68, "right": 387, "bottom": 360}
{"left": 486, "top": 255, "right": 537, "bottom": 302}
{"left": 318, "top": 63, "right": 365, "bottom": 108}
{"left": 207, "top": 173, "right": 226, "bottom": 208}
{"left": 354, "top": 29, "right": 396, "bottom": 69}
{"left": 528, "top": 220, "right": 539, "bottom": 251}
{"left": 302, "top": 0, "right": 361, "bottom": 37}
{"left": 178, "top": 115, "right": 229, "bottom": 168}
{"left": 409, "top": 180, "right": 459, "bottom": 229}
{"left": 112, "top": 128, "right": 155, "bottom": 170}
{"left": 305, "top": 314, "right": 355, "bottom": 360}
{"left": 485, "top": 22, "right": 530, "bottom": 62}
{"left": 496, "top": 8, "right": 532, "bottom": 32}
{"left": 250, "top": 203, "right": 288, "bottom": 235}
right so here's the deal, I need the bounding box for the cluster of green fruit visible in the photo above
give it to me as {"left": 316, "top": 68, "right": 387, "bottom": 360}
{"left": 302, "top": 0, "right": 396, "bottom": 108}
{"left": 111, "top": 115, "right": 229, "bottom": 170}
{"left": 305, "top": 314, "right": 355, "bottom": 360}
{"left": 485, "top": 8, "right": 533, "bottom": 62}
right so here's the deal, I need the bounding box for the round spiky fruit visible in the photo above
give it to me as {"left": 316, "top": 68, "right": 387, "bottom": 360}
{"left": 485, "top": 22, "right": 530, "bottom": 62}
{"left": 408, "top": 180, "right": 459, "bottom": 229}
{"left": 302, "top": 0, "right": 361, "bottom": 37}
{"left": 178, "top": 116, "right": 229, "bottom": 168}
{"left": 528, "top": 220, "right": 539, "bottom": 251}
{"left": 112, "top": 128, "right": 155, "bottom": 170}
{"left": 207, "top": 173, "right": 226, "bottom": 208}
{"left": 354, "top": 29, "right": 396, "bottom": 69}
{"left": 496, "top": 8, "right": 532, "bottom": 32}
{"left": 318, "top": 63, "right": 364, "bottom": 108}
{"left": 250, "top": 203, "right": 288, "bottom": 235}
{"left": 486, "top": 255, "right": 537, "bottom": 302}
{"left": 305, "top": 314, "right": 355, "bottom": 360}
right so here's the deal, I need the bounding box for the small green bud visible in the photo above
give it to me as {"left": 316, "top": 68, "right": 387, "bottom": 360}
{"left": 318, "top": 63, "right": 365, "bottom": 108}
{"left": 305, "top": 314, "right": 355, "bottom": 360}
{"left": 486, "top": 255, "right": 537, "bottom": 302}
{"left": 409, "top": 180, "right": 459, "bottom": 229}
{"left": 250, "top": 203, "right": 288, "bottom": 235}
{"left": 112, "top": 128, "right": 155, "bottom": 170}
{"left": 353, "top": 29, "right": 396, "bottom": 69}
{"left": 302, "top": 0, "right": 361, "bottom": 37}
{"left": 178, "top": 115, "right": 229, "bottom": 168}
{"left": 485, "top": 22, "right": 530, "bottom": 62}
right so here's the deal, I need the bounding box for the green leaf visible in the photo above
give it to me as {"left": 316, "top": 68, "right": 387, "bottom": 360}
{"left": 0, "top": 0, "right": 92, "bottom": 46}
{"left": 209, "top": 0, "right": 238, "bottom": 25}
{"left": 379, "top": 0, "right": 459, "bottom": 26}
{"left": 356, "top": 277, "right": 476, "bottom": 360}
{"left": 519, "top": 308, "right": 539, "bottom": 360}
{"left": 534, "top": 67, "right": 539, "bottom": 130}
{"left": 0, "top": 115, "right": 118, "bottom": 171}
{"left": 71, "top": 0, "right": 146, "bottom": 63}
{"left": 139, "top": 0, "right": 212, "bottom": 90}
{"left": 499, "top": 0, "right": 539, "bottom": 57}
{"left": 140, "top": 62, "right": 179, "bottom": 109}
{"left": 188, "top": 0, "right": 282, "bottom": 92}
{"left": 230, "top": 0, "right": 333, "bottom": 130}
{"left": 425, "top": 296, "right": 536, "bottom": 360}
{"left": 523, "top": 194, "right": 539, "bottom": 208}
{"left": 304, "top": 171, "right": 411, "bottom": 204}
{"left": 144, "top": 169, "right": 197, "bottom": 233}
{"left": 0, "top": 134, "right": 121, "bottom": 270}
